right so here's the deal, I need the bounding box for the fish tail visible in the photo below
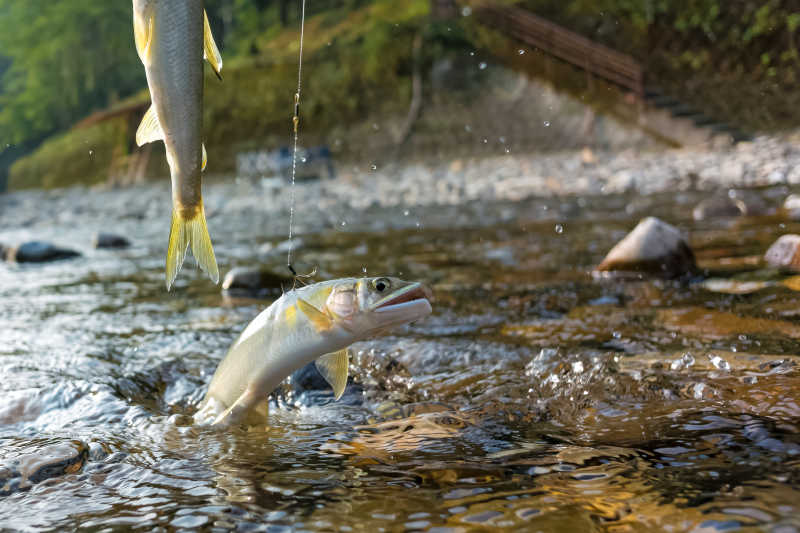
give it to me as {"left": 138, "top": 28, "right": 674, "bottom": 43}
{"left": 165, "top": 201, "right": 219, "bottom": 290}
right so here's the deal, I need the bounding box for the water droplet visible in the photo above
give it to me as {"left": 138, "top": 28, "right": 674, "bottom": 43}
{"left": 479, "top": 62, "right": 487, "bottom": 70}
{"left": 301, "top": 157, "right": 307, "bottom": 163}
{"left": 505, "top": 148, "right": 510, "bottom": 154}
{"left": 518, "top": 49, "right": 525, "bottom": 55}
{"left": 403, "top": 209, "right": 410, "bottom": 216}
{"left": 362, "top": 266, "right": 367, "bottom": 273}
{"left": 370, "top": 164, "right": 377, "bottom": 171}
{"left": 482, "top": 138, "right": 488, "bottom": 144}
{"left": 340, "top": 221, "right": 347, "bottom": 227}
{"left": 88, "top": 149, "right": 94, "bottom": 156}
{"left": 469, "top": 51, "right": 475, "bottom": 57}
{"left": 554, "top": 224, "right": 564, "bottom": 234}
{"left": 543, "top": 121, "right": 551, "bottom": 127}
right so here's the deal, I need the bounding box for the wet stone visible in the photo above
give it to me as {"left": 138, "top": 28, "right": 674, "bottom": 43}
{"left": 221, "top": 267, "right": 292, "bottom": 296}
{"left": 5, "top": 241, "right": 81, "bottom": 263}
{"left": 783, "top": 194, "right": 800, "bottom": 221}
{"left": 92, "top": 232, "right": 130, "bottom": 249}
{"left": 594, "top": 217, "right": 696, "bottom": 278}
{"left": 692, "top": 194, "right": 745, "bottom": 220}
{"left": 0, "top": 440, "right": 89, "bottom": 496}
{"left": 765, "top": 235, "right": 800, "bottom": 272}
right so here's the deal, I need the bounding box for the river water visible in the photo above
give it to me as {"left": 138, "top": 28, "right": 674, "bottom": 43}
{"left": 0, "top": 177, "right": 798, "bottom": 531}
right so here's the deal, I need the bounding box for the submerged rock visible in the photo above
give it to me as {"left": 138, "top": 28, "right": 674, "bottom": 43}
{"left": 0, "top": 439, "right": 89, "bottom": 496}
{"left": 765, "top": 234, "right": 800, "bottom": 272}
{"left": 595, "top": 217, "right": 696, "bottom": 277}
{"left": 93, "top": 232, "right": 130, "bottom": 249}
{"left": 221, "top": 267, "right": 292, "bottom": 295}
{"left": 5, "top": 241, "right": 81, "bottom": 263}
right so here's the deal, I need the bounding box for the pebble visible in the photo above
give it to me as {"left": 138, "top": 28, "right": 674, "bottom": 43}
{"left": 783, "top": 194, "right": 800, "bottom": 221}
{"left": 92, "top": 232, "right": 130, "bottom": 249}
{"left": 764, "top": 235, "right": 800, "bottom": 272}
{"left": 5, "top": 241, "right": 81, "bottom": 263}
{"left": 594, "top": 217, "right": 697, "bottom": 277}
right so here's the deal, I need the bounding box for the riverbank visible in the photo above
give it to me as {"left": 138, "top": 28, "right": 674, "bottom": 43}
{"left": 3, "top": 135, "right": 800, "bottom": 230}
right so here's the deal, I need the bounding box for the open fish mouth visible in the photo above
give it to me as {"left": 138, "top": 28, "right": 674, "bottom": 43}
{"left": 375, "top": 283, "right": 432, "bottom": 312}
{"left": 373, "top": 283, "right": 432, "bottom": 315}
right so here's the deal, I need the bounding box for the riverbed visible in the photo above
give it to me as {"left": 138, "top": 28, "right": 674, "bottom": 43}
{"left": 1, "top": 157, "right": 799, "bottom": 530}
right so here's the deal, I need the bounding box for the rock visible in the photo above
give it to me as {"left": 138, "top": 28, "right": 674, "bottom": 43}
{"left": 221, "top": 267, "right": 292, "bottom": 295}
{"left": 783, "top": 194, "right": 800, "bottom": 221}
{"left": 92, "top": 232, "right": 130, "bottom": 249}
{"left": 594, "top": 217, "right": 696, "bottom": 277}
{"left": 764, "top": 235, "right": 800, "bottom": 272}
{"left": 692, "top": 194, "right": 744, "bottom": 220}
{"left": 692, "top": 190, "right": 768, "bottom": 221}
{"left": 5, "top": 241, "right": 81, "bottom": 263}
{"left": 0, "top": 439, "right": 89, "bottom": 496}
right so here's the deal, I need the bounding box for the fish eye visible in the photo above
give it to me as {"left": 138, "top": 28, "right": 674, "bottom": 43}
{"left": 373, "top": 278, "right": 390, "bottom": 292}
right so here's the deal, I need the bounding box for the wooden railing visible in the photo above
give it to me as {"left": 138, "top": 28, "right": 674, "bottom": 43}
{"left": 468, "top": 1, "right": 645, "bottom": 99}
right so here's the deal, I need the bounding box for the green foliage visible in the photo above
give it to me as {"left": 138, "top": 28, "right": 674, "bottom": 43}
{"left": 9, "top": 0, "right": 434, "bottom": 189}
{"left": 0, "top": 1, "right": 144, "bottom": 147}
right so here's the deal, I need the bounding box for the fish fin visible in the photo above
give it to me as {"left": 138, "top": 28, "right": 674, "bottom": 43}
{"left": 136, "top": 105, "right": 164, "bottom": 146}
{"left": 315, "top": 349, "right": 350, "bottom": 400}
{"left": 165, "top": 203, "right": 219, "bottom": 291}
{"left": 133, "top": 10, "right": 154, "bottom": 63}
{"left": 202, "top": 143, "right": 207, "bottom": 171}
{"left": 297, "top": 298, "right": 333, "bottom": 332}
{"left": 203, "top": 10, "right": 223, "bottom": 80}
{"left": 212, "top": 387, "right": 262, "bottom": 427}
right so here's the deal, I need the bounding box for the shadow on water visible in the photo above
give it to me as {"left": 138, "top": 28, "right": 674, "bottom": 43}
{"left": 0, "top": 181, "right": 799, "bottom": 531}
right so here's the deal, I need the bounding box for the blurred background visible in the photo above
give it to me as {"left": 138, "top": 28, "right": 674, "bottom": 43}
{"left": 1, "top": 0, "right": 798, "bottom": 190}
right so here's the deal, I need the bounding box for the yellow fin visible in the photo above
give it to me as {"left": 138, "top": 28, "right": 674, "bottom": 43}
{"left": 165, "top": 203, "right": 219, "bottom": 290}
{"left": 315, "top": 349, "right": 350, "bottom": 400}
{"left": 211, "top": 387, "right": 264, "bottom": 427}
{"left": 202, "top": 143, "right": 207, "bottom": 171}
{"left": 136, "top": 105, "right": 163, "bottom": 146}
{"left": 133, "top": 10, "right": 154, "bottom": 63}
{"left": 203, "top": 10, "right": 223, "bottom": 80}
{"left": 297, "top": 298, "right": 333, "bottom": 332}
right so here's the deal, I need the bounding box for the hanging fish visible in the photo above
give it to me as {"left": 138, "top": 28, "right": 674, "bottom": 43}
{"left": 194, "top": 277, "right": 433, "bottom": 427}
{"left": 132, "top": 0, "right": 224, "bottom": 289}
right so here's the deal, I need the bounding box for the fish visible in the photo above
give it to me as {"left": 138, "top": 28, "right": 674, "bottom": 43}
{"left": 194, "top": 277, "right": 433, "bottom": 427}
{"left": 132, "top": 0, "right": 224, "bottom": 290}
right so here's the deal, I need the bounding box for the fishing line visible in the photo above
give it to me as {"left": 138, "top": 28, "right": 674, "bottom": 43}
{"left": 286, "top": 0, "right": 307, "bottom": 279}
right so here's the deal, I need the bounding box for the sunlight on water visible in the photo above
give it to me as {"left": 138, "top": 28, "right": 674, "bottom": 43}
{"left": 0, "top": 183, "right": 799, "bottom": 531}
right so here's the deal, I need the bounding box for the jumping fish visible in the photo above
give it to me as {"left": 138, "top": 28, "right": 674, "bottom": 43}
{"left": 132, "top": 0, "right": 224, "bottom": 289}
{"left": 194, "top": 277, "right": 433, "bottom": 427}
